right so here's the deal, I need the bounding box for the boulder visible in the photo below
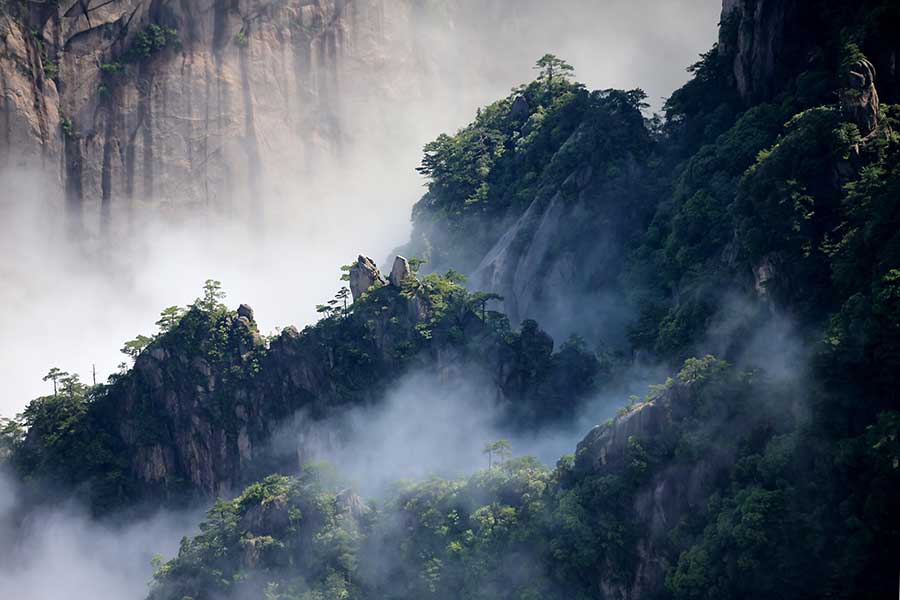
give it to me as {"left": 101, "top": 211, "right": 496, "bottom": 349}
{"left": 349, "top": 255, "right": 386, "bottom": 301}
{"left": 237, "top": 303, "right": 255, "bottom": 322}
{"left": 389, "top": 255, "right": 412, "bottom": 287}
{"left": 510, "top": 95, "right": 530, "bottom": 119}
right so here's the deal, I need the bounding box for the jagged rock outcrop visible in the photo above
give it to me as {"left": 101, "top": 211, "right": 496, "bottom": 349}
{"left": 719, "top": 0, "right": 793, "bottom": 103}
{"left": 471, "top": 129, "right": 651, "bottom": 342}
{"left": 719, "top": 0, "right": 899, "bottom": 106}
{"left": 388, "top": 255, "right": 410, "bottom": 287}
{"left": 237, "top": 303, "right": 255, "bottom": 322}
{"left": 349, "top": 254, "right": 385, "bottom": 300}
{"left": 7, "top": 0, "right": 424, "bottom": 232}
{"left": 575, "top": 380, "right": 739, "bottom": 599}
{"left": 509, "top": 95, "right": 529, "bottom": 119}
{"left": 840, "top": 57, "right": 880, "bottom": 138}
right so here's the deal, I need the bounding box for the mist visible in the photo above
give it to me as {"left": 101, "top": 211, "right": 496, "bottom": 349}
{"left": 0, "top": 1, "right": 721, "bottom": 418}
{"left": 266, "top": 357, "right": 671, "bottom": 496}
{"left": 0, "top": 469, "right": 199, "bottom": 600}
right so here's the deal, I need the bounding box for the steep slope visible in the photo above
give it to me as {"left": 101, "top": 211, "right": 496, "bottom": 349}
{"left": 2, "top": 1, "right": 900, "bottom": 598}
{"left": 1, "top": 0, "right": 433, "bottom": 235}
{"left": 4, "top": 257, "right": 602, "bottom": 509}
{"left": 397, "top": 71, "right": 660, "bottom": 343}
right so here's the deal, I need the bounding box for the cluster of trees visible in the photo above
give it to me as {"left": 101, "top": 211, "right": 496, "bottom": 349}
{"left": 147, "top": 356, "right": 790, "bottom": 600}
{"left": 403, "top": 54, "right": 655, "bottom": 273}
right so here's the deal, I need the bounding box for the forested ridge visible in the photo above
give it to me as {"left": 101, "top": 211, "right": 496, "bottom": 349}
{"left": 2, "top": 0, "right": 900, "bottom": 598}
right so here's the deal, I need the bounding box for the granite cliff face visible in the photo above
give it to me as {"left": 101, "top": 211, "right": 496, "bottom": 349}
{"left": 573, "top": 368, "right": 754, "bottom": 599}
{"left": 720, "top": 0, "right": 900, "bottom": 106}
{"left": 23, "top": 257, "right": 598, "bottom": 505}
{"left": 1, "top": 0, "right": 435, "bottom": 236}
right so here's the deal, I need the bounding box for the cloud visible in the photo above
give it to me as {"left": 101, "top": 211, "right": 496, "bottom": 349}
{"left": 0, "top": 0, "right": 722, "bottom": 420}
{"left": 0, "top": 469, "right": 199, "bottom": 600}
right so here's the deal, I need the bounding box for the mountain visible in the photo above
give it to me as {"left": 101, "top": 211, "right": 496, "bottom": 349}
{"left": 2, "top": 0, "right": 900, "bottom": 599}
{"left": 0, "top": 0, "right": 563, "bottom": 236}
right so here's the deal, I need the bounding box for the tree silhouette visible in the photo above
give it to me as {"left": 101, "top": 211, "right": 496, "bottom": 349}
{"left": 156, "top": 305, "right": 185, "bottom": 333}
{"left": 483, "top": 439, "right": 513, "bottom": 469}
{"left": 121, "top": 334, "right": 153, "bottom": 359}
{"left": 493, "top": 439, "right": 512, "bottom": 466}
{"left": 336, "top": 287, "right": 351, "bottom": 311}
{"left": 43, "top": 367, "right": 66, "bottom": 395}
{"left": 197, "top": 279, "right": 226, "bottom": 313}
{"left": 408, "top": 257, "right": 427, "bottom": 274}
{"left": 483, "top": 442, "right": 495, "bottom": 469}
{"left": 533, "top": 54, "right": 575, "bottom": 93}
{"left": 471, "top": 292, "right": 504, "bottom": 321}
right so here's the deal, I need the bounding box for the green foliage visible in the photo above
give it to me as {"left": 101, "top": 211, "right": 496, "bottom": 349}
{"left": 233, "top": 30, "right": 249, "bottom": 48}
{"left": 125, "top": 24, "right": 180, "bottom": 62}
{"left": 195, "top": 279, "right": 227, "bottom": 314}
{"left": 121, "top": 334, "right": 153, "bottom": 359}
{"left": 405, "top": 57, "right": 652, "bottom": 271}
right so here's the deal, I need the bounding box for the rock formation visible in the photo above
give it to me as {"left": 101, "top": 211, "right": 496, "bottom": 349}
{"left": 575, "top": 379, "right": 738, "bottom": 598}
{"left": 237, "top": 303, "right": 255, "bottom": 322}
{"left": 348, "top": 255, "right": 385, "bottom": 300}
{"left": 840, "top": 57, "right": 881, "bottom": 138}
{"left": 388, "top": 255, "right": 411, "bottom": 287}
{"left": 509, "top": 95, "right": 529, "bottom": 119}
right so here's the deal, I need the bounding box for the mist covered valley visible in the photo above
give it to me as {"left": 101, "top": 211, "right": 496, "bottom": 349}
{"left": 2, "top": 0, "right": 900, "bottom": 598}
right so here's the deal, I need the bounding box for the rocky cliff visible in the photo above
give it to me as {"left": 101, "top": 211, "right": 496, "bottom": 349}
{"left": 1, "top": 0, "right": 438, "bottom": 236}
{"left": 12, "top": 257, "right": 601, "bottom": 506}
{"left": 720, "top": 0, "right": 900, "bottom": 106}
{"left": 571, "top": 357, "right": 775, "bottom": 599}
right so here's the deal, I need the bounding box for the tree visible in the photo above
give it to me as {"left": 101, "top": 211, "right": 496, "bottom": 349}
{"left": 59, "top": 373, "right": 86, "bottom": 401}
{"left": 444, "top": 269, "right": 467, "bottom": 284}
{"left": 470, "top": 292, "right": 504, "bottom": 321}
{"left": 197, "top": 279, "right": 226, "bottom": 313}
{"left": 121, "top": 334, "right": 153, "bottom": 359}
{"left": 483, "top": 440, "right": 513, "bottom": 469}
{"left": 408, "top": 257, "right": 427, "bottom": 274}
{"left": 0, "top": 417, "right": 25, "bottom": 461}
{"left": 533, "top": 54, "right": 575, "bottom": 92}
{"left": 156, "top": 305, "right": 185, "bottom": 333}
{"left": 336, "top": 287, "right": 351, "bottom": 311}
{"left": 43, "top": 367, "right": 66, "bottom": 395}
{"left": 483, "top": 441, "right": 495, "bottom": 469}
{"left": 493, "top": 439, "right": 513, "bottom": 466}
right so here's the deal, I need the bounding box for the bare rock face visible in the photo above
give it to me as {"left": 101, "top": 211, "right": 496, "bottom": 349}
{"left": 753, "top": 254, "right": 777, "bottom": 299}
{"left": 509, "top": 95, "right": 530, "bottom": 119}
{"left": 237, "top": 303, "right": 255, "bottom": 322}
{"left": 388, "top": 255, "right": 411, "bottom": 287}
{"left": 575, "top": 382, "right": 737, "bottom": 599}
{"left": 349, "top": 254, "right": 385, "bottom": 301}
{"left": 841, "top": 57, "right": 881, "bottom": 138}
{"left": 719, "top": 0, "right": 791, "bottom": 103}
{"left": 0, "top": 0, "right": 445, "bottom": 235}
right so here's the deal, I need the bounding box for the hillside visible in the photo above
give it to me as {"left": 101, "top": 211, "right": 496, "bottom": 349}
{"left": 2, "top": 0, "right": 900, "bottom": 599}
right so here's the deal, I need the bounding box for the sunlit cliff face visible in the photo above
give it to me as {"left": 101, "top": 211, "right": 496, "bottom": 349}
{"left": 0, "top": 0, "right": 720, "bottom": 415}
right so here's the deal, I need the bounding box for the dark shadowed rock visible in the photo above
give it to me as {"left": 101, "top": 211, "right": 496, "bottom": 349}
{"left": 840, "top": 57, "right": 881, "bottom": 138}
{"left": 510, "top": 95, "right": 530, "bottom": 119}
{"left": 237, "top": 304, "right": 255, "bottom": 322}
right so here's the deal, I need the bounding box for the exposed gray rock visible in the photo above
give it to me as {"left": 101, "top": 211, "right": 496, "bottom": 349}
{"left": 840, "top": 57, "right": 881, "bottom": 138}
{"left": 753, "top": 254, "right": 777, "bottom": 299}
{"left": 349, "top": 255, "right": 386, "bottom": 301}
{"left": 719, "top": 0, "right": 789, "bottom": 102}
{"left": 510, "top": 95, "right": 530, "bottom": 119}
{"left": 389, "top": 255, "right": 411, "bottom": 287}
{"left": 238, "top": 304, "right": 255, "bottom": 322}
{"left": 336, "top": 488, "right": 370, "bottom": 520}
{"left": 575, "top": 381, "right": 738, "bottom": 598}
